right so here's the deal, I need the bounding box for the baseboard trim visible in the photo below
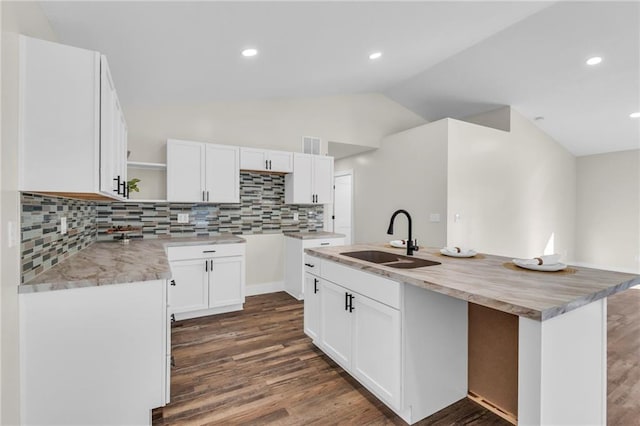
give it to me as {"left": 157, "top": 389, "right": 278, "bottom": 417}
{"left": 246, "top": 281, "right": 285, "bottom": 296}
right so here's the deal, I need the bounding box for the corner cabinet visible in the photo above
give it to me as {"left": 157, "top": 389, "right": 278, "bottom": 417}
{"left": 167, "top": 243, "right": 245, "bottom": 320}
{"left": 19, "top": 279, "right": 169, "bottom": 425}
{"left": 305, "top": 257, "right": 468, "bottom": 424}
{"left": 166, "top": 139, "right": 239, "bottom": 203}
{"left": 19, "top": 36, "right": 128, "bottom": 200}
{"left": 285, "top": 153, "right": 334, "bottom": 204}
{"left": 240, "top": 147, "right": 293, "bottom": 173}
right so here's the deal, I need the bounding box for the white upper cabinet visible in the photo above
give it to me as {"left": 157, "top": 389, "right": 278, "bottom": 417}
{"left": 166, "top": 139, "right": 239, "bottom": 203}
{"left": 19, "top": 36, "right": 127, "bottom": 200}
{"left": 240, "top": 148, "right": 293, "bottom": 173}
{"left": 285, "top": 153, "right": 334, "bottom": 204}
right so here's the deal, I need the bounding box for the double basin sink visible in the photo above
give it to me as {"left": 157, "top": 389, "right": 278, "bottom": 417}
{"left": 341, "top": 250, "right": 440, "bottom": 269}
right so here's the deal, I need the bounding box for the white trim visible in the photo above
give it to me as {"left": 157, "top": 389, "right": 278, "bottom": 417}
{"left": 245, "top": 281, "right": 284, "bottom": 296}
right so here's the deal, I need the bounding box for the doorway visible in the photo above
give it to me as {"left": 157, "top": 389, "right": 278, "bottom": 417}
{"left": 333, "top": 170, "right": 353, "bottom": 245}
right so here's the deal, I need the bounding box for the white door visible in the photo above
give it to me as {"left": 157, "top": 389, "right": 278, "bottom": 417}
{"left": 352, "top": 293, "right": 401, "bottom": 410}
{"left": 205, "top": 144, "right": 239, "bottom": 203}
{"left": 268, "top": 150, "right": 293, "bottom": 173}
{"left": 169, "top": 259, "right": 209, "bottom": 314}
{"left": 209, "top": 256, "right": 244, "bottom": 308}
{"left": 167, "top": 140, "right": 204, "bottom": 202}
{"left": 313, "top": 156, "right": 334, "bottom": 204}
{"left": 303, "top": 273, "right": 321, "bottom": 341}
{"left": 333, "top": 172, "right": 353, "bottom": 244}
{"left": 240, "top": 147, "right": 267, "bottom": 171}
{"left": 320, "top": 280, "right": 352, "bottom": 369}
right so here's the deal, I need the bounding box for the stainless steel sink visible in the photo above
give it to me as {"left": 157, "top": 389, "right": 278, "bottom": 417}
{"left": 341, "top": 250, "right": 440, "bottom": 269}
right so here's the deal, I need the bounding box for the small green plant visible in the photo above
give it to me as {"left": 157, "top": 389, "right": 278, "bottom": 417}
{"left": 127, "top": 178, "right": 141, "bottom": 193}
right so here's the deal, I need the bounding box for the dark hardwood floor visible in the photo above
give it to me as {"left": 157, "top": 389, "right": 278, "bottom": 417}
{"left": 153, "top": 289, "right": 640, "bottom": 425}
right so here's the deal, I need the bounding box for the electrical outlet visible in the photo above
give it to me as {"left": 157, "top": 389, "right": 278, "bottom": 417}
{"left": 7, "top": 221, "right": 17, "bottom": 248}
{"left": 60, "top": 217, "right": 68, "bottom": 235}
{"left": 429, "top": 213, "right": 441, "bottom": 223}
{"left": 293, "top": 212, "right": 299, "bottom": 221}
{"left": 177, "top": 213, "right": 189, "bottom": 224}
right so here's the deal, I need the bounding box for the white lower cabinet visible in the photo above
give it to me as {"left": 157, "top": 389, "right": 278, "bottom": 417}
{"left": 19, "top": 279, "right": 169, "bottom": 426}
{"left": 167, "top": 243, "right": 246, "bottom": 320}
{"left": 309, "top": 258, "right": 468, "bottom": 424}
{"left": 303, "top": 272, "right": 321, "bottom": 341}
{"left": 352, "top": 293, "right": 401, "bottom": 409}
{"left": 319, "top": 280, "right": 353, "bottom": 369}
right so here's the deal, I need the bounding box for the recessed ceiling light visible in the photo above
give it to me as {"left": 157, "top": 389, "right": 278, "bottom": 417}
{"left": 369, "top": 52, "right": 382, "bottom": 60}
{"left": 586, "top": 56, "right": 602, "bottom": 66}
{"left": 242, "top": 48, "right": 258, "bottom": 57}
{"left": 630, "top": 112, "right": 640, "bottom": 118}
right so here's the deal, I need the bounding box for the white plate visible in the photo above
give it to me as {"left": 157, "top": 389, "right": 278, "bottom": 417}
{"left": 512, "top": 259, "right": 567, "bottom": 271}
{"left": 440, "top": 248, "right": 477, "bottom": 258}
{"left": 390, "top": 240, "right": 406, "bottom": 248}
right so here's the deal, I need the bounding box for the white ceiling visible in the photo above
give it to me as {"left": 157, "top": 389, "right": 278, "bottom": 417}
{"left": 39, "top": 1, "right": 639, "bottom": 156}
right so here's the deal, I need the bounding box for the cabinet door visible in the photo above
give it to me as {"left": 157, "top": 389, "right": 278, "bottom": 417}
{"left": 209, "top": 256, "right": 244, "bottom": 308}
{"left": 168, "top": 259, "right": 209, "bottom": 314}
{"left": 268, "top": 150, "right": 293, "bottom": 173}
{"left": 320, "top": 280, "right": 351, "bottom": 368}
{"left": 99, "top": 58, "right": 117, "bottom": 196}
{"left": 303, "top": 273, "right": 321, "bottom": 341}
{"left": 313, "top": 155, "right": 334, "bottom": 204}
{"left": 286, "top": 153, "right": 313, "bottom": 204}
{"left": 240, "top": 148, "right": 267, "bottom": 171}
{"left": 205, "top": 144, "right": 240, "bottom": 203}
{"left": 167, "top": 140, "right": 204, "bottom": 202}
{"left": 352, "top": 294, "right": 401, "bottom": 409}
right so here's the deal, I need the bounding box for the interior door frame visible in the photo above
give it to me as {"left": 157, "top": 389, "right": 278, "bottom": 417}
{"left": 333, "top": 169, "right": 354, "bottom": 245}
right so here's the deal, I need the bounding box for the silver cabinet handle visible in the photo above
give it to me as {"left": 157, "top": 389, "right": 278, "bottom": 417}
{"left": 202, "top": 191, "right": 205, "bottom": 201}
{"left": 207, "top": 191, "right": 210, "bottom": 202}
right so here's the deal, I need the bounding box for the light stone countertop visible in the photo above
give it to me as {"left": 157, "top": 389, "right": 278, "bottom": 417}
{"left": 284, "top": 231, "right": 346, "bottom": 240}
{"left": 305, "top": 243, "right": 640, "bottom": 321}
{"left": 20, "top": 235, "right": 246, "bottom": 294}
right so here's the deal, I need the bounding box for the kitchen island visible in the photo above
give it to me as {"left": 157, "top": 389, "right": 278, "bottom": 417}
{"left": 304, "top": 244, "right": 640, "bottom": 425}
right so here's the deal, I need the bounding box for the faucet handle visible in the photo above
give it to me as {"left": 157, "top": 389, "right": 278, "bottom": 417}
{"left": 412, "top": 239, "right": 419, "bottom": 251}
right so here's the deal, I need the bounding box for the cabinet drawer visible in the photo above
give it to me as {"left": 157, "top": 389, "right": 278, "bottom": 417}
{"left": 167, "top": 243, "right": 245, "bottom": 261}
{"left": 304, "top": 254, "right": 322, "bottom": 276}
{"left": 320, "top": 260, "right": 400, "bottom": 309}
{"left": 302, "top": 237, "right": 345, "bottom": 249}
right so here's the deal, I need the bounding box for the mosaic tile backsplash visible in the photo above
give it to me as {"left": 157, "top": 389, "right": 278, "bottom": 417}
{"left": 21, "top": 172, "right": 324, "bottom": 282}
{"left": 21, "top": 193, "right": 97, "bottom": 284}
{"left": 96, "top": 172, "right": 323, "bottom": 240}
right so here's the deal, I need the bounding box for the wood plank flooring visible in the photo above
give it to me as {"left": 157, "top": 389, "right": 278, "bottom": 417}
{"left": 153, "top": 289, "right": 640, "bottom": 425}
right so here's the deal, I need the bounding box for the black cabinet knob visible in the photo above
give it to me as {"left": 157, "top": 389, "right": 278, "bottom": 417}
{"left": 170, "top": 279, "right": 176, "bottom": 286}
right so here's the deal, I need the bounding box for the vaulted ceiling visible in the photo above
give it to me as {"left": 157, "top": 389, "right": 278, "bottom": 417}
{"left": 40, "top": 1, "right": 639, "bottom": 156}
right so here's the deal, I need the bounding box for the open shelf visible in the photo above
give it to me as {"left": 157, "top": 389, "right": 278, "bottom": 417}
{"left": 127, "top": 161, "right": 167, "bottom": 170}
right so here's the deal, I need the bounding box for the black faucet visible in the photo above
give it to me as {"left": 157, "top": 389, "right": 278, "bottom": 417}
{"left": 387, "top": 209, "right": 418, "bottom": 256}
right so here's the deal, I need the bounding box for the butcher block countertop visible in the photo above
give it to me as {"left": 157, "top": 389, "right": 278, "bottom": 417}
{"left": 305, "top": 244, "right": 640, "bottom": 321}
{"left": 284, "top": 231, "right": 345, "bottom": 240}
{"left": 20, "top": 235, "right": 246, "bottom": 294}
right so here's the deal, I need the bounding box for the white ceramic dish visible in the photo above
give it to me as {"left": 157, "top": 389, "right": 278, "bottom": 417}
{"left": 390, "top": 240, "right": 406, "bottom": 248}
{"left": 440, "top": 248, "right": 477, "bottom": 258}
{"left": 512, "top": 259, "right": 567, "bottom": 272}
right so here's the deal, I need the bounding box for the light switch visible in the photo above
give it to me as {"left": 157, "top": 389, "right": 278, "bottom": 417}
{"left": 454, "top": 213, "right": 461, "bottom": 223}
{"left": 177, "top": 213, "right": 189, "bottom": 224}
{"left": 60, "top": 217, "right": 67, "bottom": 235}
{"left": 429, "top": 213, "right": 441, "bottom": 223}
{"left": 293, "top": 212, "right": 299, "bottom": 221}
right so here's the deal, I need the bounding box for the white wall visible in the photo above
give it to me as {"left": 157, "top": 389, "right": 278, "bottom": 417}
{"left": 124, "top": 94, "right": 424, "bottom": 290}
{"left": 575, "top": 150, "right": 640, "bottom": 273}
{"left": 125, "top": 93, "right": 425, "bottom": 164}
{"left": 447, "top": 109, "right": 576, "bottom": 260}
{"left": 336, "top": 119, "right": 449, "bottom": 247}
{"left": 1, "top": 3, "right": 57, "bottom": 424}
